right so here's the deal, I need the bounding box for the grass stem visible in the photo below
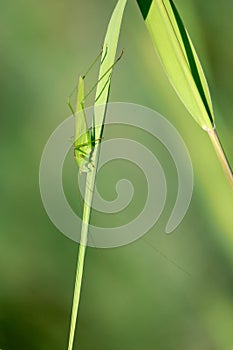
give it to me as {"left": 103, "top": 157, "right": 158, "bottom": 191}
{"left": 207, "top": 128, "right": 233, "bottom": 190}
{"left": 67, "top": 143, "right": 100, "bottom": 350}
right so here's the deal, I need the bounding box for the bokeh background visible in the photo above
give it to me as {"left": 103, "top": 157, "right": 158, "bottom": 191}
{"left": 0, "top": 0, "right": 233, "bottom": 349}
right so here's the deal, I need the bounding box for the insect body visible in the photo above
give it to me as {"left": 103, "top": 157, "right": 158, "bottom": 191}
{"left": 74, "top": 76, "right": 96, "bottom": 173}
{"left": 68, "top": 49, "right": 123, "bottom": 173}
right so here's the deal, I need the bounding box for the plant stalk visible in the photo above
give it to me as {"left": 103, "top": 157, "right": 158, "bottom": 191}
{"left": 67, "top": 144, "right": 100, "bottom": 350}
{"left": 67, "top": 0, "right": 127, "bottom": 346}
{"left": 206, "top": 128, "right": 233, "bottom": 191}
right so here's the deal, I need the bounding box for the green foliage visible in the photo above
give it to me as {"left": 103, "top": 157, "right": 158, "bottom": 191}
{"left": 137, "top": 0, "right": 232, "bottom": 187}
{"left": 1, "top": 1, "right": 233, "bottom": 349}
{"left": 67, "top": 1, "right": 127, "bottom": 349}
{"left": 137, "top": 0, "right": 215, "bottom": 130}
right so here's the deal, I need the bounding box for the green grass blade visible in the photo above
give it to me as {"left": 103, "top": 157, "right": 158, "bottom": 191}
{"left": 94, "top": 0, "right": 127, "bottom": 139}
{"left": 137, "top": 0, "right": 215, "bottom": 130}
{"left": 137, "top": 0, "right": 233, "bottom": 188}
{"left": 67, "top": 1, "right": 127, "bottom": 349}
{"left": 67, "top": 239, "right": 87, "bottom": 350}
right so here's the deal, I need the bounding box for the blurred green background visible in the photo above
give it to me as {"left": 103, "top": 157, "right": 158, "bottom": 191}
{"left": 0, "top": 0, "right": 233, "bottom": 349}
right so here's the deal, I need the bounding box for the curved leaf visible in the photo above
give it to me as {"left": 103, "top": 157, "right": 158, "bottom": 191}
{"left": 137, "top": 0, "right": 215, "bottom": 130}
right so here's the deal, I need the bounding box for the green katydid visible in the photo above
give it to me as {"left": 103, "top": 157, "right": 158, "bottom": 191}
{"left": 73, "top": 75, "right": 95, "bottom": 173}
{"left": 68, "top": 49, "right": 124, "bottom": 173}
